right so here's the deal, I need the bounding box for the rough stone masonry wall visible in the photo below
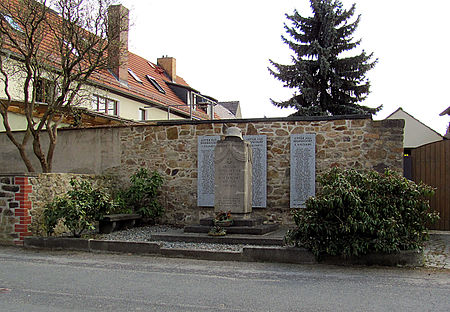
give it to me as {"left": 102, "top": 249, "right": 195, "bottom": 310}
{"left": 107, "top": 117, "right": 404, "bottom": 225}
{"left": 0, "top": 173, "right": 114, "bottom": 245}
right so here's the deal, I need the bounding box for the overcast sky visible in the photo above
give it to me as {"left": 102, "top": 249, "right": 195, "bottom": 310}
{"left": 120, "top": 0, "right": 450, "bottom": 135}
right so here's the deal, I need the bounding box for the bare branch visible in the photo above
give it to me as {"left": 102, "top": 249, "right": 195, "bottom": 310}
{"left": 0, "top": 0, "right": 122, "bottom": 172}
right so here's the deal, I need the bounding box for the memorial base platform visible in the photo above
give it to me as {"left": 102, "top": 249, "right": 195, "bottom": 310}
{"left": 184, "top": 217, "right": 279, "bottom": 235}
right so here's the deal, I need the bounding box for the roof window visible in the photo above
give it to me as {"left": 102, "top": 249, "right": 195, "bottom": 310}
{"left": 146, "top": 75, "right": 165, "bottom": 94}
{"left": 2, "top": 14, "right": 23, "bottom": 32}
{"left": 63, "top": 40, "right": 79, "bottom": 56}
{"left": 128, "top": 69, "right": 143, "bottom": 83}
{"left": 148, "top": 62, "right": 155, "bottom": 69}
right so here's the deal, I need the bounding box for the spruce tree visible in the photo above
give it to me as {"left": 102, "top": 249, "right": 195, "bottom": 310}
{"left": 269, "top": 0, "right": 380, "bottom": 116}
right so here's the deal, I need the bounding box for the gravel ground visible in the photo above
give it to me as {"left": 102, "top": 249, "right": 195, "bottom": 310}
{"left": 97, "top": 225, "right": 251, "bottom": 252}
{"left": 96, "top": 226, "right": 450, "bottom": 268}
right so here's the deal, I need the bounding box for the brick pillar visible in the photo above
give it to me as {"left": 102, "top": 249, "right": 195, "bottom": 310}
{"left": 0, "top": 175, "right": 34, "bottom": 246}
{"left": 14, "top": 176, "right": 33, "bottom": 245}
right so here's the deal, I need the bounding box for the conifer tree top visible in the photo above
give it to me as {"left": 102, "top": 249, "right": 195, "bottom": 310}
{"left": 269, "top": 0, "right": 381, "bottom": 116}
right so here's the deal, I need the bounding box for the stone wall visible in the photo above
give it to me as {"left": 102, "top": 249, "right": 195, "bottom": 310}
{"left": 0, "top": 116, "right": 404, "bottom": 227}
{"left": 0, "top": 173, "right": 113, "bottom": 245}
{"left": 105, "top": 116, "right": 404, "bottom": 224}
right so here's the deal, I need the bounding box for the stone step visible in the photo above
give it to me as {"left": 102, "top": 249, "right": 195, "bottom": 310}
{"left": 184, "top": 224, "right": 279, "bottom": 235}
{"left": 199, "top": 217, "right": 264, "bottom": 227}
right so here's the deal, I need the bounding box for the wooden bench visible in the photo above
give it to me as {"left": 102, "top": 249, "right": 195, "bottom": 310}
{"left": 99, "top": 214, "right": 141, "bottom": 234}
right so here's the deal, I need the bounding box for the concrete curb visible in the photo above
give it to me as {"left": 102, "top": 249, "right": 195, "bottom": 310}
{"left": 320, "top": 250, "right": 424, "bottom": 267}
{"left": 24, "top": 237, "right": 90, "bottom": 251}
{"left": 150, "top": 233, "right": 284, "bottom": 246}
{"left": 23, "top": 237, "right": 424, "bottom": 267}
{"left": 242, "top": 246, "right": 317, "bottom": 264}
{"left": 89, "top": 240, "right": 160, "bottom": 254}
{"left": 160, "top": 248, "right": 243, "bottom": 262}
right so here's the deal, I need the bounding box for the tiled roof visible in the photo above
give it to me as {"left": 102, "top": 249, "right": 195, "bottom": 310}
{"left": 90, "top": 53, "right": 209, "bottom": 119}
{"left": 218, "top": 101, "right": 240, "bottom": 116}
{"left": 1, "top": 0, "right": 212, "bottom": 120}
{"left": 214, "top": 104, "right": 236, "bottom": 119}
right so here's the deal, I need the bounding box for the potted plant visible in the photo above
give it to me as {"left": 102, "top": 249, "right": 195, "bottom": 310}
{"left": 213, "top": 210, "right": 233, "bottom": 227}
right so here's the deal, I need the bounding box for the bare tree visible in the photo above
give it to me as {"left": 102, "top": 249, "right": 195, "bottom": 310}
{"left": 0, "top": 0, "right": 127, "bottom": 172}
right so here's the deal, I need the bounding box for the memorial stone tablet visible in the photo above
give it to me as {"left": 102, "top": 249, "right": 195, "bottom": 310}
{"left": 290, "top": 134, "right": 316, "bottom": 208}
{"left": 197, "top": 135, "right": 267, "bottom": 207}
{"left": 243, "top": 135, "right": 267, "bottom": 208}
{"left": 215, "top": 128, "right": 252, "bottom": 214}
{"left": 197, "top": 136, "right": 220, "bottom": 206}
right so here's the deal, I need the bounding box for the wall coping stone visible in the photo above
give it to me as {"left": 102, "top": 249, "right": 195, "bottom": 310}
{"left": 4, "top": 115, "right": 405, "bottom": 134}
{"left": 31, "top": 114, "right": 374, "bottom": 132}
{"left": 0, "top": 173, "right": 39, "bottom": 177}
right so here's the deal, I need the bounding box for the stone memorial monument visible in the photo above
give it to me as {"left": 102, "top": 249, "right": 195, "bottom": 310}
{"left": 197, "top": 135, "right": 267, "bottom": 208}
{"left": 214, "top": 127, "right": 253, "bottom": 216}
{"left": 186, "top": 128, "right": 277, "bottom": 235}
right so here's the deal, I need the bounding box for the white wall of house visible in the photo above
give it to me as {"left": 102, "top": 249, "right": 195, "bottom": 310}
{"left": 0, "top": 112, "right": 70, "bottom": 132}
{"left": 386, "top": 108, "right": 443, "bottom": 148}
{"left": 0, "top": 112, "right": 28, "bottom": 131}
{"left": 86, "top": 87, "right": 185, "bottom": 121}
{"left": 0, "top": 58, "right": 30, "bottom": 101}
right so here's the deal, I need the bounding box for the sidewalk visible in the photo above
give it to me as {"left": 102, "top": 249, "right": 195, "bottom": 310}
{"left": 424, "top": 231, "right": 450, "bottom": 269}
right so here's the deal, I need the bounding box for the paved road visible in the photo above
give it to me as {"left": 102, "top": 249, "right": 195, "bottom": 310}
{"left": 0, "top": 247, "right": 449, "bottom": 312}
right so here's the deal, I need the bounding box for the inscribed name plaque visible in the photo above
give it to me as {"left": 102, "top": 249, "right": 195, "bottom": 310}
{"left": 243, "top": 135, "right": 267, "bottom": 208}
{"left": 290, "top": 134, "right": 316, "bottom": 208}
{"left": 197, "top": 135, "right": 267, "bottom": 207}
{"left": 197, "top": 136, "right": 220, "bottom": 206}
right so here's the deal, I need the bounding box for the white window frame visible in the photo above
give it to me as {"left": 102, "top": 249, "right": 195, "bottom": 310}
{"left": 139, "top": 108, "right": 147, "bottom": 121}
{"left": 146, "top": 75, "right": 165, "bottom": 94}
{"left": 91, "top": 94, "right": 119, "bottom": 116}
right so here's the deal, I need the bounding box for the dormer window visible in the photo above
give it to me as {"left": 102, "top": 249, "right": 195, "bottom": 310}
{"left": 146, "top": 75, "right": 165, "bottom": 94}
{"left": 128, "top": 69, "right": 142, "bottom": 83}
{"left": 2, "top": 14, "right": 23, "bottom": 33}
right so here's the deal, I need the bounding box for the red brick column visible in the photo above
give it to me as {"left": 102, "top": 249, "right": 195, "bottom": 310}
{"left": 14, "top": 176, "right": 33, "bottom": 245}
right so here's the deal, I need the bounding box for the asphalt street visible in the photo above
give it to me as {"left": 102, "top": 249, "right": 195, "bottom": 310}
{"left": 0, "top": 246, "right": 449, "bottom": 312}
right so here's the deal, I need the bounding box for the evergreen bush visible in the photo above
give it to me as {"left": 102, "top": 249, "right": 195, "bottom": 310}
{"left": 43, "top": 179, "right": 116, "bottom": 237}
{"left": 118, "top": 169, "right": 164, "bottom": 222}
{"left": 285, "top": 168, "right": 439, "bottom": 259}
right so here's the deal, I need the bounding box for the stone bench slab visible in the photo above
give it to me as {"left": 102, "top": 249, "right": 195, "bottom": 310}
{"left": 99, "top": 214, "right": 141, "bottom": 234}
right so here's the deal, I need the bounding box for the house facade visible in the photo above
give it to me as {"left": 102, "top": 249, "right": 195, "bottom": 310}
{"left": 0, "top": 3, "right": 221, "bottom": 132}
{"left": 385, "top": 107, "right": 443, "bottom": 150}
{"left": 385, "top": 107, "right": 444, "bottom": 179}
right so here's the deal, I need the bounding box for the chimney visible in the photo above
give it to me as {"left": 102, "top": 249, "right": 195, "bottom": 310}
{"left": 157, "top": 56, "right": 176, "bottom": 82}
{"left": 108, "top": 5, "right": 129, "bottom": 85}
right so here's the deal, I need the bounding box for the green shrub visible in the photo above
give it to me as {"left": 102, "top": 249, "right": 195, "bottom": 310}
{"left": 43, "top": 179, "right": 116, "bottom": 237}
{"left": 285, "top": 168, "right": 439, "bottom": 259}
{"left": 119, "top": 169, "right": 164, "bottom": 222}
